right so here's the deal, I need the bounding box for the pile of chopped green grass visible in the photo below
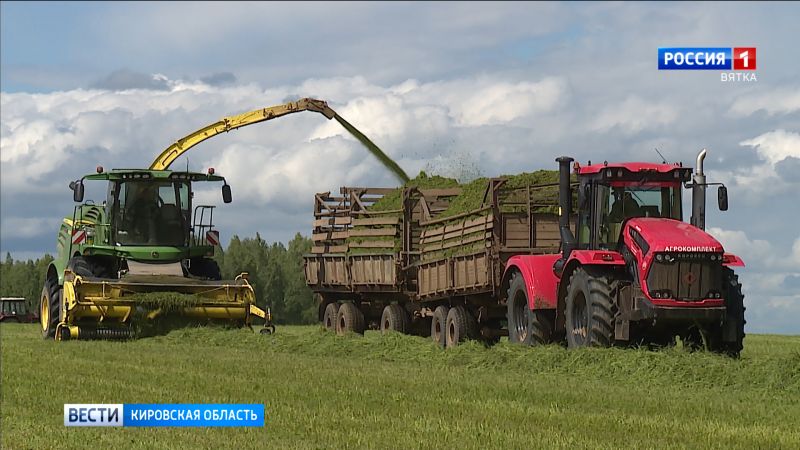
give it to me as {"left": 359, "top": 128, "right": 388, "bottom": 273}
{"left": 368, "top": 171, "right": 460, "bottom": 212}
{"left": 345, "top": 170, "right": 565, "bottom": 255}
{"left": 128, "top": 291, "right": 203, "bottom": 312}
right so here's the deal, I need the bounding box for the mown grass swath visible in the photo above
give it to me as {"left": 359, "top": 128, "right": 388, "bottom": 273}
{"left": 2, "top": 324, "right": 799, "bottom": 449}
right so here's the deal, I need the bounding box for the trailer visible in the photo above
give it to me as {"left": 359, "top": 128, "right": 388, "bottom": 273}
{"left": 304, "top": 175, "right": 570, "bottom": 346}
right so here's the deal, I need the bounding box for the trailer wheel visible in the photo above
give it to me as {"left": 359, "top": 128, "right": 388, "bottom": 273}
{"left": 445, "top": 305, "right": 477, "bottom": 348}
{"left": 336, "top": 302, "right": 365, "bottom": 336}
{"left": 380, "top": 304, "right": 408, "bottom": 335}
{"left": 322, "top": 303, "right": 339, "bottom": 332}
{"left": 507, "top": 272, "right": 552, "bottom": 345}
{"left": 565, "top": 268, "right": 615, "bottom": 348}
{"left": 40, "top": 276, "right": 62, "bottom": 340}
{"left": 431, "top": 306, "right": 449, "bottom": 348}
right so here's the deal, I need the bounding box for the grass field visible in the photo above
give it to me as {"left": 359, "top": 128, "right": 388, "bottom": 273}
{"left": 2, "top": 323, "right": 799, "bottom": 449}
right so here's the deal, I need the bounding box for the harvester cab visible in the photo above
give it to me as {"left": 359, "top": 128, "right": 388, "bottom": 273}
{"left": 549, "top": 149, "right": 745, "bottom": 356}
{"left": 40, "top": 167, "right": 274, "bottom": 341}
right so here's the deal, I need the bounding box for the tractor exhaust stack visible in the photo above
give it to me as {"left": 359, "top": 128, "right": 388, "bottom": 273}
{"left": 691, "top": 148, "right": 707, "bottom": 230}
{"left": 556, "top": 156, "right": 576, "bottom": 259}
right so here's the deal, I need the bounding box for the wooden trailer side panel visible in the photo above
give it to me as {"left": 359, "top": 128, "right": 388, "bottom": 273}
{"left": 304, "top": 255, "right": 350, "bottom": 286}
{"left": 350, "top": 254, "right": 397, "bottom": 285}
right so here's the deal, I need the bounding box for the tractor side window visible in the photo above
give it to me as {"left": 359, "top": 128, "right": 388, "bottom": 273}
{"left": 596, "top": 185, "right": 618, "bottom": 249}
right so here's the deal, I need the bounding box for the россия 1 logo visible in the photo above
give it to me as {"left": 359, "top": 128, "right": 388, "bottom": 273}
{"left": 658, "top": 47, "right": 757, "bottom": 82}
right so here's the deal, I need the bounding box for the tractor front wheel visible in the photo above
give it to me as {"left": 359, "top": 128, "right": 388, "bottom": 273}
{"left": 565, "top": 268, "right": 615, "bottom": 349}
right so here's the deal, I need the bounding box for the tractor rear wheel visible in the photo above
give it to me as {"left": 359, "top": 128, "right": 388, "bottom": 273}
{"left": 445, "top": 305, "right": 477, "bottom": 348}
{"left": 380, "top": 304, "right": 408, "bottom": 335}
{"left": 322, "top": 303, "right": 339, "bottom": 332}
{"left": 431, "top": 305, "right": 449, "bottom": 348}
{"left": 336, "top": 302, "right": 365, "bottom": 335}
{"left": 40, "top": 276, "right": 62, "bottom": 340}
{"left": 565, "top": 268, "right": 615, "bottom": 348}
{"left": 507, "top": 271, "right": 552, "bottom": 346}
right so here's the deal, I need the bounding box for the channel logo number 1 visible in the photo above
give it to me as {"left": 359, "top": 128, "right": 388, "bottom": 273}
{"left": 733, "top": 48, "right": 756, "bottom": 70}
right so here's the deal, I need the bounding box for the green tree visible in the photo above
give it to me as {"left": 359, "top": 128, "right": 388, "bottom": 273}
{"left": 0, "top": 253, "right": 54, "bottom": 314}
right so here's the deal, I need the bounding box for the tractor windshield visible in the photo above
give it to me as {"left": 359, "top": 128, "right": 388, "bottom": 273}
{"left": 597, "top": 183, "right": 682, "bottom": 247}
{"left": 1, "top": 300, "right": 25, "bottom": 315}
{"left": 111, "top": 180, "right": 190, "bottom": 246}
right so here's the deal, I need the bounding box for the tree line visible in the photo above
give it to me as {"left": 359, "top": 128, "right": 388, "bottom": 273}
{"left": 0, "top": 233, "right": 316, "bottom": 324}
{"left": 0, "top": 253, "right": 53, "bottom": 314}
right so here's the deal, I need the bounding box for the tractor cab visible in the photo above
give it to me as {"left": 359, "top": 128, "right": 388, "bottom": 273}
{"left": 574, "top": 162, "right": 693, "bottom": 251}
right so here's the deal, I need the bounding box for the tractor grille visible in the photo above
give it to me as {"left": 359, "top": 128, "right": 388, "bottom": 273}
{"left": 646, "top": 253, "right": 723, "bottom": 301}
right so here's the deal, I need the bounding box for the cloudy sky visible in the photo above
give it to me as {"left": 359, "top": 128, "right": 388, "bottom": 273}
{"left": 1, "top": 2, "right": 798, "bottom": 333}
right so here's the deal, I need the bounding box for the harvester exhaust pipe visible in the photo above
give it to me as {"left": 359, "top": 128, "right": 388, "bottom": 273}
{"left": 691, "top": 148, "right": 707, "bottom": 230}
{"left": 556, "top": 156, "right": 576, "bottom": 263}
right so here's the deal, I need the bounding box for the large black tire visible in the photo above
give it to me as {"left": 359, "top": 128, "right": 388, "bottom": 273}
{"left": 40, "top": 276, "right": 62, "bottom": 340}
{"left": 187, "top": 258, "right": 222, "bottom": 280}
{"left": 507, "top": 272, "right": 552, "bottom": 346}
{"left": 380, "top": 304, "right": 409, "bottom": 335}
{"left": 336, "top": 302, "right": 365, "bottom": 335}
{"left": 322, "top": 303, "right": 339, "bottom": 332}
{"left": 67, "top": 256, "right": 96, "bottom": 278}
{"left": 714, "top": 270, "right": 746, "bottom": 357}
{"left": 565, "top": 268, "right": 615, "bottom": 348}
{"left": 445, "top": 305, "right": 477, "bottom": 348}
{"left": 685, "top": 270, "right": 746, "bottom": 357}
{"left": 431, "top": 305, "right": 449, "bottom": 348}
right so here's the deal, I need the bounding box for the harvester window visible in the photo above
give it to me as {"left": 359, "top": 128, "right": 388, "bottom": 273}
{"left": 113, "top": 181, "right": 190, "bottom": 246}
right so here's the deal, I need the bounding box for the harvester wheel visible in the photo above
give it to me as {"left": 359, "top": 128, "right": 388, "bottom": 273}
{"left": 507, "top": 271, "right": 552, "bottom": 345}
{"left": 39, "top": 277, "right": 62, "bottom": 340}
{"left": 380, "top": 304, "right": 409, "bottom": 335}
{"left": 323, "top": 303, "right": 339, "bottom": 332}
{"left": 565, "top": 268, "right": 615, "bottom": 348}
{"left": 67, "top": 256, "right": 96, "bottom": 278}
{"left": 187, "top": 258, "right": 222, "bottom": 280}
{"left": 336, "top": 302, "right": 364, "bottom": 335}
{"left": 431, "top": 305, "right": 449, "bottom": 348}
{"left": 445, "top": 305, "right": 477, "bottom": 348}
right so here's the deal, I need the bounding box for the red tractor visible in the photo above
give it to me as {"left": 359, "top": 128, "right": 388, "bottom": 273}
{"left": 505, "top": 150, "right": 745, "bottom": 356}
{"left": 0, "top": 297, "right": 38, "bottom": 323}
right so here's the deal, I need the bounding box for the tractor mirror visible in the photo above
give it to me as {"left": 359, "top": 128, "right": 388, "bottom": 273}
{"left": 717, "top": 185, "right": 728, "bottom": 211}
{"left": 72, "top": 181, "right": 85, "bottom": 203}
{"left": 222, "top": 184, "right": 232, "bottom": 204}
